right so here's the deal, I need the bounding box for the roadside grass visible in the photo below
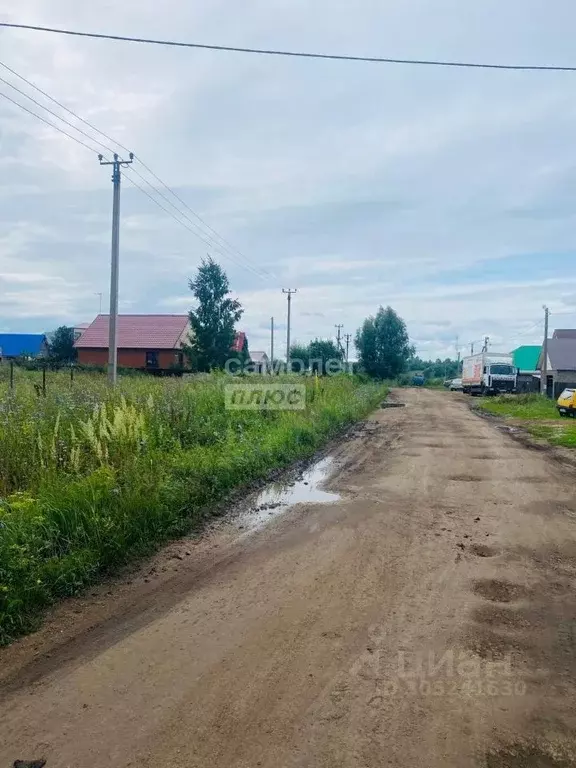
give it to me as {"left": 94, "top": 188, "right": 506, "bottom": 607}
{"left": 477, "top": 393, "right": 559, "bottom": 420}
{"left": 526, "top": 422, "right": 576, "bottom": 447}
{"left": 476, "top": 393, "right": 576, "bottom": 449}
{"left": 0, "top": 369, "right": 386, "bottom": 643}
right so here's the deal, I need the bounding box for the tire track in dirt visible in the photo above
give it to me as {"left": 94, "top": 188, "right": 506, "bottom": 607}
{"left": 1, "top": 389, "right": 576, "bottom": 767}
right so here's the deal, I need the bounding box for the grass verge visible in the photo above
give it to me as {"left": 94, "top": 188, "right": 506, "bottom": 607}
{"left": 0, "top": 371, "right": 386, "bottom": 643}
{"left": 477, "top": 393, "right": 576, "bottom": 449}
{"left": 477, "top": 393, "right": 559, "bottom": 420}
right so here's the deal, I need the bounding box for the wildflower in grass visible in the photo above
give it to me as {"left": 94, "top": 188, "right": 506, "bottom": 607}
{"left": 0, "top": 368, "right": 386, "bottom": 643}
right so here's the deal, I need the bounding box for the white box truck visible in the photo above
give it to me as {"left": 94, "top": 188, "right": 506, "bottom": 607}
{"left": 462, "top": 352, "right": 517, "bottom": 396}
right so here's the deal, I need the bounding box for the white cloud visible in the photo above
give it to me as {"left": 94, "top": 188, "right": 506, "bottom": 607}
{"left": 3, "top": 0, "right": 576, "bottom": 354}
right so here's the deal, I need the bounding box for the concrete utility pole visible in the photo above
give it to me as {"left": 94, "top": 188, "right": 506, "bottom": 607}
{"left": 270, "top": 316, "right": 274, "bottom": 374}
{"left": 99, "top": 152, "right": 133, "bottom": 385}
{"left": 541, "top": 305, "right": 549, "bottom": 396}
{"left": 344, "top": 333, "right": 352, "bottom": 364}
{"left": 282, "top": 289, "right": 297, "bottom": 372}
{"left": 335, "top": 324, "right": 343, "bottom": 354}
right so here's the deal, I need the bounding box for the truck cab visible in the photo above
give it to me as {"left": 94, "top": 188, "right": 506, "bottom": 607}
{"left": 484, "top": 362, "right": 517, "bottom": 394}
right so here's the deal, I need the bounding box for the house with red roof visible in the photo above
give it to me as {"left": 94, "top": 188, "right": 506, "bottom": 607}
{"left": 75, "top": 315, "right": 247, "bottom": 372}
{"left": 75, "top": 315, "right": 191, "bottom": 371}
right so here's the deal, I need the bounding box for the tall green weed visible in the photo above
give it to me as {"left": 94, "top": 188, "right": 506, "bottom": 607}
{"left": 0, "top": 370, "right": 385, "bottom": 642}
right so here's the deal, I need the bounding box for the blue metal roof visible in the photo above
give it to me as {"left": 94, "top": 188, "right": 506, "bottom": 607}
{"left": 0, "top": 333, "right": 46, "bottom": 357}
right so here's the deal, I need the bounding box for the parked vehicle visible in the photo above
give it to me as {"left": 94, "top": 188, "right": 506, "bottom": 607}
{"left": 449, "top": 378, "right": 463, "bottom": 391}
{"left": 412, "top": 374, "right": 425, "bottom": 386}
{"left": 461, "top": 352, "right": 517, "bottom": 396}
{"left": 557, "top": 388, "right": 576, "bottom": 416}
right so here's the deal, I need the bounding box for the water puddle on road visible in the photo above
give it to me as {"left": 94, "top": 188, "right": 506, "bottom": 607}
{"left": 237, "top": 456, "right": 341, "bottom": 533}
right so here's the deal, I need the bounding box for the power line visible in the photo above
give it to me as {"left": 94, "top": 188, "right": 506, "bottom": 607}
{"left": 134, "top": 156, "right": 276, "bottom": 279}
{"left": 126, "top": 166, "right": 268, "bottom": 280}
{"left": 0, "top": 60, "right": 271, "bottom": 281}
{"left": 122, "top": 170, "right": 267, "bottom": 278}
{"left": 0, "top": 89, "right": 102, "bottom": 154}
{"left": 122, "top": 171, "right": 220, "bottom": 242}
{"left": 0, "top": 59, "right": 130, "bottom": 154}
{"left": 547, "top": 310, "right": 576, "bottom": 317}
{"left": 507, "top": 319, "right": 544, "bottom": 342}
{"left": 3, "top": 22, "right": 576, "bottom": 72}
{"left": 0, "top": 74, "right": 114, "bottom": 156}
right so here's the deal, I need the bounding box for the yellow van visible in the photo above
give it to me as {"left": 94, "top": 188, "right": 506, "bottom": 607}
{"left": 557, "top": 388, "right": 576, "bottom": 417}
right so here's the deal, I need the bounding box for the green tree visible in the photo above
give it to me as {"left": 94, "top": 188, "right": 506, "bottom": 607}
{"left": 355, "top": 306, "right": 412, "bottom": 379}
{"left": 185, "top": 257, "right": 243, "bottom": 371}
{"left": 289, "top": 342, "right": 310, "bottom": 373}
{"left": 406, "top": 355, "right": 460, "bottom": 380}
{"left": 49, "top": 326, "right": 77, "bottom": 363}
{"left": 308, "top": 338, "right": 343, "bottom": 375}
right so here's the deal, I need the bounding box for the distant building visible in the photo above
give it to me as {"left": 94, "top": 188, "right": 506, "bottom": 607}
{"left": 75, "top": 315, "right": 249, "bottom": 372}
{"left": 552, "top": 329, "right": 576, "bottom": 340}
{"left": 0, "top": 333, "right": 49, "bottom": 362}
{"left": 249, "top": 351, "right": 270, "bottom": 374}
{"left": 74, "top": 323, "right": 91, "bottom": 340}
{"left": 512, "top": 345, "right": 541, "bottom": 393}
{"left": 537, "top": 334, "right": 576, "bottom": 398}
{"left": 75, "top": 315, "right": 191, "bottom": 371}
{"left": 232, "top": 331, "right": 248, "bottom": 355}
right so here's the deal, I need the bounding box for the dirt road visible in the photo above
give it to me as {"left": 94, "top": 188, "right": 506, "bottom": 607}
{"left": 2, "top": 389, "right": 576, "bottom": 767}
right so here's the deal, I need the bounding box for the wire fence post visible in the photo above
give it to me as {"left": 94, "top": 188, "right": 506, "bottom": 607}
{"left": 70, "top": 364, "right": 74, "bottom": 385}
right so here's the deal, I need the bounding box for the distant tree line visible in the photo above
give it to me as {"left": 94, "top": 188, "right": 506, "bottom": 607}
{"left": 406, "top": 356, "right": 460, "bottom": 381}
{"left": 289, "top": 339, "right": 343, "bottom": 375}
{"left": 38, "top": 264, "right": 451, "bottom": 384}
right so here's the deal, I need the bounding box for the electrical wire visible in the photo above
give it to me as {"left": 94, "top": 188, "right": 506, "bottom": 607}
{"left": 0, "top": 89, "right": 103, "bottom": 154}
{"left": 126, "top": 164, "right": 269, "bottom": 280}
{"left": 134, "top": 156, "right": 276, "bottom": 279}
{"left": 3, "top": 22, "right": 576, "bottom": 72}
{"left": 122, "top": 170, "right": 268, "bottom": 278}
{"left": 0, "top": 58, "right": 273, "bottom": 281}
{"left": 547, "top": 310, "right": 576, "bottom": 317}
{"left": 509, "top": 319, "right": 544, "bottom": 341}
{"left": 0, "top": 74, "right": 114, "bottom": 156}
{"left": 0, "top": 59, "right": 129, "bottom": 154}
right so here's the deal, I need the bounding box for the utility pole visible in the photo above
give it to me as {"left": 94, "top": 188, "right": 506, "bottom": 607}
{"left": 541, "top": 305, "right": 549, "bottom": 396}
{"left": 470, "top": 341, "right": 475, "bottom": 355}
{"left": 282, "top": 289, "right": 297, "bottom": 372}
{"left": 335, "top": 324, "right": 343, "bottom": 354}
{"left": 344, "top": 333, "right": 352, "bottom": 364}
{"left": 99, "top": 152, "right": 134, "bottom": 385}
{"left": 95, "top": 292, "right": 103, "bottom": 314}
{"left": 270, "top": 316, "right": 274, "bottom": 374}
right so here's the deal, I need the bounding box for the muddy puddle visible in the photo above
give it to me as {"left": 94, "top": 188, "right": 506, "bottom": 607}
{"left": 237, "top": 456, "right": 340, "bottom": 533}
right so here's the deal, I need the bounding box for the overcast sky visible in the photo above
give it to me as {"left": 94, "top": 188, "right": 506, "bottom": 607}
{"left": 2, "top": 1, "right": 576, "bottom": 358}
